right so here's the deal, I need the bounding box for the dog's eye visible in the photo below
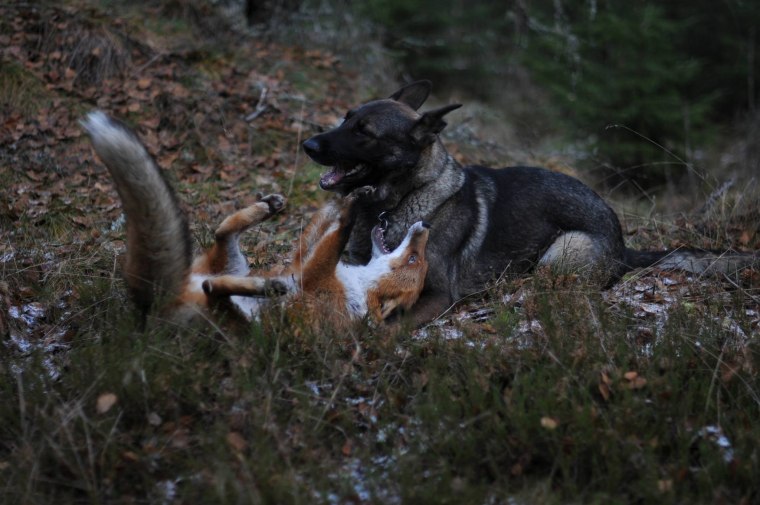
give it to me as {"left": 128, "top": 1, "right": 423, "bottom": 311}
{"left": 357, "top": 121, "right": 374, "bottom": 138}
{"left": 407, "top": 254, "right": 417, "bottom": 265}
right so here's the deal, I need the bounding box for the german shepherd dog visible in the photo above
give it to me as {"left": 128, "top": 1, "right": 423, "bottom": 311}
{"left": 82, "top": 111, "right": 430, "bottom": 327}
{"left": 303, "top": 80, "right": 758, "bottom": 325}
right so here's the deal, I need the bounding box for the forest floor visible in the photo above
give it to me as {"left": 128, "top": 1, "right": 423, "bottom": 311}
{"left": 1, "top": 1, "right": 759, "bottom": 504}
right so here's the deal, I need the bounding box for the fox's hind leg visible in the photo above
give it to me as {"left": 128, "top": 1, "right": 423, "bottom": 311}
{"left": 195, "top": 194, "right": 285, "bottom": 276}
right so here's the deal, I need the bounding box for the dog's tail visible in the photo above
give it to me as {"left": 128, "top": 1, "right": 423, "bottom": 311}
{"left": 81, "top": 111, "right": 192, "bottom": 316}
{"left": 623, "top": 247, "right": 758, "bottom": 277}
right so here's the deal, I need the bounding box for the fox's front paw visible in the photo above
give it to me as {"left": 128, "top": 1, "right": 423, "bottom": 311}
{"left": 265, "top": 277, "right": 291, "bottom": 296}
{"left": 256, "top": 193, "right": 286, "bottom": 214}
{"left": 349, "top": 185, "right": 376, "bottom": 201}
{"left": 201, "top": 279, "right": 215, "bottom": 296}
{"left": 349, "top": 184, "right": 389, "bottom": 203}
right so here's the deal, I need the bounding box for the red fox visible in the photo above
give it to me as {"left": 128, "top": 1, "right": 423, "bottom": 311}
{"left": 202, "top": 193, "right": 431, "bottom": 326}
{"left": 81, "top": 111, "right": 430, "bottom": 327}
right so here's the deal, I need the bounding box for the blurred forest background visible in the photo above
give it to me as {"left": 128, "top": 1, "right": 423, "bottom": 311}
{"left": 2, "top": 2, "right": 759, "bottom": 502}
{"left": 252, "top": 0, "right": 760, "bottom": 195}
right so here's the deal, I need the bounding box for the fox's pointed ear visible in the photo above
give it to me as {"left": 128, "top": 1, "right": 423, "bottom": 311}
{"left": 410, "top": 103, "right": 462, "bottom": 145}
{"left": 389, "top": 80, "right": 432, "bottom": 110}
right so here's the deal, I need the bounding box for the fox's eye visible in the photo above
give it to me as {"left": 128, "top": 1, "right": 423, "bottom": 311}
{"left": 407, "top": 254, "right": 417, "bottom": 265}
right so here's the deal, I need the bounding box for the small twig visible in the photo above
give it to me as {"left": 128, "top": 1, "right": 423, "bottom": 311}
{"left": 720, "top": 273, "right": 760, "bottom": 306}
{"left": 605, "top": 123, "right": 708, "bottom": 183}
{"left": 287, "top": 115, "right": 327, "bottom": 131}
{"left": 133, "top": 52, "right": 164, "bottom": 76}
{"left": 245, "top": 86, "right": 269, "bottom": 122}
{"left": 287, "top": 100, "right": 306, "bottom": 198}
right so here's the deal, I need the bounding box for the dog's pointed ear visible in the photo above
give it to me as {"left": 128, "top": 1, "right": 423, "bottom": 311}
{"left": 389, "top": 80, "right": 432, "bottom": 110}
{"left": 409, "top": 103, "right": 462, "bottom": 145}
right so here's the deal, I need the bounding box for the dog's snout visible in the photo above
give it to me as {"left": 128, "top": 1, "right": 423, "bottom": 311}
{"left": 302, "top": 138, "right": 321, "bottom": 156}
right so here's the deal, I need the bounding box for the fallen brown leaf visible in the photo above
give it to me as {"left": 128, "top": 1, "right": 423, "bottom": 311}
{"left": 96, "top": 392, "right": 117, "bottom": 414}
{"left": 341, "top": 438, "right": 352, "bottom": 456}
{"left": 226, "top": 431, "right": 247, "bottom": 452}
{"left": 540, "top": 416, "right": 559, "bottom": 430}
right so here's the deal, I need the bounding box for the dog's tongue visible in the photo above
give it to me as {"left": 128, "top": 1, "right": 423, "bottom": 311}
{"left": 319, "top": 167, "right": 345, "bottom": 189}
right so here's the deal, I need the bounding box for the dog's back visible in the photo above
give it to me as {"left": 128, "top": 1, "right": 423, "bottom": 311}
{"left": 470, "top": 165, "right": 626, "bottom": 282}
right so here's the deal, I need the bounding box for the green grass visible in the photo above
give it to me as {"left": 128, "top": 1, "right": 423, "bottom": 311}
{"left": 0, "top": 61, "right": 53, "bottom": 116}
{"left": 2, "top": 260, "right": 758, "bottom": 503}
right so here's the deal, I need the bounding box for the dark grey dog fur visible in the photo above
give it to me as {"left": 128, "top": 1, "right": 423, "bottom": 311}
{"left": 302, "top": 80, "right": 757, "bottom": 324}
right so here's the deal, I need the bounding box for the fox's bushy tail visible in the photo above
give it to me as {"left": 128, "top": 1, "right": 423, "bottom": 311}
{"left": 82, "top": 111, "right": 192, "bottom": 315}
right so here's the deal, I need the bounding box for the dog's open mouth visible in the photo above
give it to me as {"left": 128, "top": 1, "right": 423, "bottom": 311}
{"left": 320, "top": 163, "right": 369, "bottom": 190}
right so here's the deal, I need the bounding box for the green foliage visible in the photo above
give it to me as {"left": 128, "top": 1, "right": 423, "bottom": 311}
{"left": 355, "top": 0, "right": 760, "bottom": 184}
{"left": 521, "top": 3, "right": 715, "bottom": 180}
{"left": 4, "top": 274, "right": 758, "bottom": 503}
{"left": 382, "top": 281, "right": 760, "bottom": 503}
{"left": 359, "top": 0, "right": 514, "bottom": 97}
{"left": 0, "top": 61, "right": 53, "bottom": 116}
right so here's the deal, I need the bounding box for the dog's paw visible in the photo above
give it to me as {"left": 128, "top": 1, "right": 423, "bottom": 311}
{"left": 256, "top": 193, "right": 286, "bottom": 214}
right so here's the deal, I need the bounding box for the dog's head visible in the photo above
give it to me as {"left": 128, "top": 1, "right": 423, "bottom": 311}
{"left": 303, "top": 80, "right": 461, "bottom": 194}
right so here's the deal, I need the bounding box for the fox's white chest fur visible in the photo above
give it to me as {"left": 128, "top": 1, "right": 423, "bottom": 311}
{"left": 335, "top": 222, "right": 427, "bottom": 318}
{"left": 336, "top": 262, "right": 390, "bottom": 317}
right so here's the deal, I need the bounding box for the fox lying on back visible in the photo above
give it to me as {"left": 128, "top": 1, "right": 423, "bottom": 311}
{"left": 81, "top": 111, "right": 430, "bottom": 327}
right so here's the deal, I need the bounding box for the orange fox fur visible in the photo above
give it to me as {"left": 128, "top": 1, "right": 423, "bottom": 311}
{"left": 82, "top": 111, "right": 429, "bottom": 327}
{"left": 202, "top": 193, "right": 431, "bottom": 326}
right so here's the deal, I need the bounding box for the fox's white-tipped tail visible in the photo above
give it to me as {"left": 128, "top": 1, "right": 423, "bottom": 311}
{"left": 82, "top": 110, "right": 192, "bottom": 314}
{"left": 81, "top": 110, "right": 111, "bottom": 136}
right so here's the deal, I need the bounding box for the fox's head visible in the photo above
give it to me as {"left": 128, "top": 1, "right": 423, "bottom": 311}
{"left": 365, "top": 221, "right": 430, "bottom": 321}
{"left": 302, "top": 80, "right": 461, "bottom": 195}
